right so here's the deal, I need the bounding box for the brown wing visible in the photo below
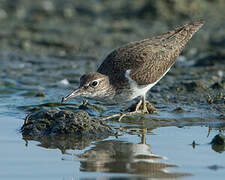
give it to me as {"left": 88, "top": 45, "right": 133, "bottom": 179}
{"left": 97, "top": 20, "right": 204, "bottom": 86}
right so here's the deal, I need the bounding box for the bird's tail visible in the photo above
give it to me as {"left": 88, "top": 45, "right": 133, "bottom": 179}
{"left": 156, "top": 20, "right": 205, "bottom": 48}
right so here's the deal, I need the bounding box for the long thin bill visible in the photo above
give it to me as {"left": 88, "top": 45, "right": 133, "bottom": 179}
{"left": 61, "top": 88, "right": 82, "bottom": 103}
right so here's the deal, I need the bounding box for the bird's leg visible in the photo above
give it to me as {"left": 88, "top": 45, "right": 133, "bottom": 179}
{"left": 125, "top": 95, "right": 155, "bottom": 113}
{"left": 103, "top": 96, "right": 157, "bottom": 121}
{"left": 139, "top": 94, "right": 157, "bottom": 113}
{"left": 117, "top": 97, "right": 150, "bottom": 121}
{"left": 141, "top": 95, "right": 149, "bottom": 113}
{"left": 134, "top": 98, "right": 143, "bottom": 111}
{"left": 121, "top": 98, "right": 143, "bottom": 113}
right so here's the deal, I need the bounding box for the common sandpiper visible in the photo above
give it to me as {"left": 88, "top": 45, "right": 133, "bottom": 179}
{"left": 61, "top": 20, "right": 204, "bottom": 120}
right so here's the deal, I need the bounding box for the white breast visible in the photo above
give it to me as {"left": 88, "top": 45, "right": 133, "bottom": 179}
{"left": 125, "top": 68, "right": 170, "bottom": 99}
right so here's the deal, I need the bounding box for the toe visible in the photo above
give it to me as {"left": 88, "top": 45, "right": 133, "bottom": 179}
{"left": 146, "top": 101, "right": 157, "bottom": 113}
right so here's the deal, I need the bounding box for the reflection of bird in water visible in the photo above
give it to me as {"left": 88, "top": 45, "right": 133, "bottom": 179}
{"left": 77, "top": 137, "right": 191, "bottom": 178}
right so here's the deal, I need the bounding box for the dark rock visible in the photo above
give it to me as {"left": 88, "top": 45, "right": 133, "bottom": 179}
{"left": 211, "top": 134, "right": 225, "bottom": 145}
{"left": 21, "top": 110, "right": 115, "bottom": 151}
{"left": 21, "top": 110, "right": 114, "bottom": 139}
{"left": 211, "top": 134, "right": 225, "bottom": 153}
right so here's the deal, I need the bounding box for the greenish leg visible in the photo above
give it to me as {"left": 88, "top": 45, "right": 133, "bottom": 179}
{"left": 103, "top": 95, "right": 157, "bottom": 121}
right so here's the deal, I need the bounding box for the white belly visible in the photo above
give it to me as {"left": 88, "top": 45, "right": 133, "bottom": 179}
{"left": 125, "top": 68, "right": 170, "bottom": 99}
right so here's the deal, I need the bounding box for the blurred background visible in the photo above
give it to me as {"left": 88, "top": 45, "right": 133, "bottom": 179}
{"left": 0, "top": 0, "right": 224, "bottom": 60}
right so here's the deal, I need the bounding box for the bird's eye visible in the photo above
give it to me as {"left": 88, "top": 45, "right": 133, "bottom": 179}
{"left": 90, "top": 80, "right": 98, "bottom": 87}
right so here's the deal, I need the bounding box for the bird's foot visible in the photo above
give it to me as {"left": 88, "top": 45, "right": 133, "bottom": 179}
{"left": 103, "top": 99, "right": 157, "bottom": 121}
{"left": 145, "top": 101, "right": 157, "bottom": 113}
{"left": 102, "top": 111, "right": 137, "bottom": 121}
{"left": 123, "top": 99, "right": 157, "bottom": 114}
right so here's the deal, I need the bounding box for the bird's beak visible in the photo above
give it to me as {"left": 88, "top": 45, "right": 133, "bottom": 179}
{"left": 61, "top": 88, "right": 83, "bottom": 103}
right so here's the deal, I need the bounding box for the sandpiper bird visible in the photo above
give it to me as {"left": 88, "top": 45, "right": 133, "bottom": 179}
{"left": 62, "top": 20, "right": 204, "bottom": 119}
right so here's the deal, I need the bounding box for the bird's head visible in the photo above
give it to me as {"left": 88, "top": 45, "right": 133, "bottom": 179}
{"left": 61, "top": 72, "right": 112, "bottom": 102}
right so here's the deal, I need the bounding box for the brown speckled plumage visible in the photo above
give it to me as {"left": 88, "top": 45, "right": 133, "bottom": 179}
{"left": 62, "top": 21, "right": 204, "bottom": 106}
{"left": 97, "top": 21, "right": 204, "bottom": 87}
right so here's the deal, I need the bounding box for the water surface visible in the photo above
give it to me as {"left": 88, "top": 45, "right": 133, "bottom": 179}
{"left": 1, "top": 109, "right": 225, "bottom": 180}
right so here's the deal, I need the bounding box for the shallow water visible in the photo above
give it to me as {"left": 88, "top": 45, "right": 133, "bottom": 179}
{"left": 1, "top": 111, "right": 225, "bottom": 180}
